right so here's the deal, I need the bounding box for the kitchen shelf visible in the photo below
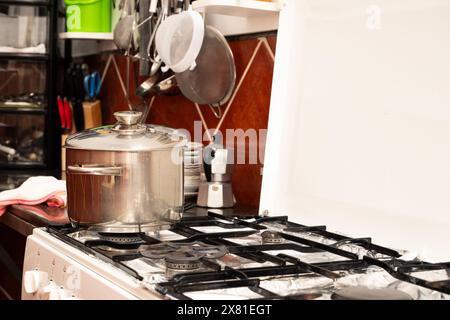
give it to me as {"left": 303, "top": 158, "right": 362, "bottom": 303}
{"left": 0, "top": 162, "right": 47, "bottom": 170}
{"left": 0, "top": 52, "right": 49, "bottom": 61}
{"left": 192, "top": 0, "right": 281, "bottom": 16}
{"left": 192, "top": 0, "right": 281, "bottom": 36}
{"left": 0, "top": 0, "right": 50, "bottom": 7}
{"left": 0, "top": 107, "right": 47, "bottom": 114}
{"left": 58, "top": 32, "right": 114, "bottom": 40}
{"left": 0, "top": 0, "right": 59, "bottom": 175}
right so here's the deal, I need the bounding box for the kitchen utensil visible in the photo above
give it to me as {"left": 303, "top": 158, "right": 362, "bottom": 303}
{"left": 183, "top": 142, "right": 202, "bottom": 201}
{"left": 155, "top": 10, "right": 204, "bottom": 73}
{"left": 64, "top": 110, "right": 186, "bottom": 233}
{"left": 150, "top": 57, "right": 162, "bottom": 76}
{"left": 175, "top": 26, "right": 236, "bottom": 107}
{"left": 113, "top": 0, "right": 135, "bottom": 50}
{"left": 63, "top": 98, "right": 72, "bottom": 130}
{"left": 197, "top": 145, "right": 235, "bottom": 208}
{"left": 0, "top": 143, "right": 16, "bottom": 160}
{"left": 114, "top": 14, "right": 135, "bottom": 50}
{"left": 135, "top": 74, "right": 177, "bottom": 124}
{"left": 57, "top": 96, "right": 72, "bottom": 130}
{"left": 155, "top": 12, "right": 236, "bottom": 106}
{"left": 135, "top": 74, "right": 159, "bottom": 123}
{"left": 65, "top": 64, "right": 85, "bottom": 131}
{"left": 145, "top": 0, "right": 170, "bottom": 74}
{"left": 83, "top": 71, "right": 101, "bottom": 100}
{"left": 138, "top": 0, "right": 151, "bottom": 75}
{"left": 136, "top": 74, "right": 177, "bottom": 98}
{"left": 57, "top": 96, "right": 66, "bottom": 129}
{"left": 155, "top": 74, "right": 177, "bottom": 94}
{"left": 135, "top": 74, "right": 159, "bottom": 97}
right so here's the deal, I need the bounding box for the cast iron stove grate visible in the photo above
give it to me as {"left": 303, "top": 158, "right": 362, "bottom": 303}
{"left": 46, "top": 212, "right": 450, "bottom": 299}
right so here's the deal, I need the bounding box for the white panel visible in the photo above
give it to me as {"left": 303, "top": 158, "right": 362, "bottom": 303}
{"left": 22, "top": 229, "right": 163, "bottom": 300}
{"left": 261, "top": 0, "right": 450, "bottom": 261}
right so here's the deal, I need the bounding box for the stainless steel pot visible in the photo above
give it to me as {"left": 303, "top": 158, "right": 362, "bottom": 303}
{"left": 64, "top": 111, "right": 186, "bottom": 232}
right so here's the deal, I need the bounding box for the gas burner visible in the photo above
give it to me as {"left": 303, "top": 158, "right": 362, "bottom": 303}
{"left": 98, "top": 233, "right": 144, "bottom": 245}
{"left": 81, "top": 233, "right": 147, "bottom": 254}
{"left": 261, "top": 230, "right": 284, "bottom": 244}
{"left": 165, "top": 252, "right": 202, "bottom": 271}
{"left": 139, "top": 242, "right": 228, "bottom": 260}
{"left": 139, "top": 243, "right": 182, "bottom": 259}
{"left": 331, "top": 286, "right": 413, "bottom": 300}
{"left": 190, "top": 244, "right": 228, "bottom": 259}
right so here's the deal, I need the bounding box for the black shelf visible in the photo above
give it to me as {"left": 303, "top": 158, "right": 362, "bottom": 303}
{"left": 0, "top": 162, "right": 47, "bottom": 170}
{"left": 0, "top": 52, "right": 49, "bottom": 61}
{"left": 0, "top": 107, "right": 47, "bottom": 114}
{"left": 0, "top": 0, "right": 50, "bottom": 7}
{"left": 0, "top": 0, "right": 60, "bottom": 178}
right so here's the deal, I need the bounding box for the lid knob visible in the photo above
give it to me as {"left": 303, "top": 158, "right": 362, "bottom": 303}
{"left": 114, "top": 111, "right": 142, "bottom": 126}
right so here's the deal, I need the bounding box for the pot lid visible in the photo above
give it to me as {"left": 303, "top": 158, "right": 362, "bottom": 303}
{"left": 65, "top": 111, "right": 186, "bottom": 151}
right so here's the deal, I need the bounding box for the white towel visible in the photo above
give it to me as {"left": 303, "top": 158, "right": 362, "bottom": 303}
{"left": 0, "top": 176, "right": 66, "bottom": 216}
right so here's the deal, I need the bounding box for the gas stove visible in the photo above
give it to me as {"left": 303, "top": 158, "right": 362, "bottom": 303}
{"left": 22, "top": 210, "right": 450, "bottom": 300}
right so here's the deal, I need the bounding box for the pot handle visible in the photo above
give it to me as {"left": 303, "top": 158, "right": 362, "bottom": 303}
{"left": 67, "top": 164, "right": 123, "bottom": 176}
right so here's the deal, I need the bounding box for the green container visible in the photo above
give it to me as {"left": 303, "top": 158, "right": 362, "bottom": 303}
{"left": 65, "top": 0, "right": 111, "bottom": 33}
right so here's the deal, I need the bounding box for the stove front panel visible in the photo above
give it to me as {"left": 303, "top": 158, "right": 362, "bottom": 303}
{"left": 21, "top": 229, "right": 162, "bottom": 300}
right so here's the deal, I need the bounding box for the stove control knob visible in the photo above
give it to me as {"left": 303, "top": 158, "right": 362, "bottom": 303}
{"left": 24, "top": 270, "right": 49, "bottom": 294}
{"left": 49, "top": 288, "right": 72, "bottom": 300}
{"left": 39, "top": 281, "right": 58, "bottom": 300}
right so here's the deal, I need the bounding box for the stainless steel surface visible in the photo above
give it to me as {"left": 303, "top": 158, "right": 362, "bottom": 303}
{"left": 66, "top": 147, "right": 184, "bottom": 232}
{"left": 65, "top": 114, "right": 186, "bottom": 232}
{"left": 113, "top": 110, "right": 143, "bottom": 125}
{"left": 136, "top": 74, "right": 177, "bottom": 98}
{"left": 176, "top": 26, "right": 236, "bottom": 106}
{"left": 208, "top": 104, "right": 222, "bottom": 119}
{"left": 196, "top": 182, "right": 235, "bottom": 209}
{"left": 113, "top": 0, "right": 135, "bottom": 50}
{"left": 135, "top": 74, "right": 177, "bottom": 125}
{"left": 135, "top": 75, "right": 159, "bottom": 98}
{"left": 65, "top": 121, "right": 184, "bottom": 152}
{"left": 150, "top": 59, "right": 162, "bottom": 76}
{"left": 184, "top": 142, "right": 202, "bottom": 201}
{"left": 331, "top": 287, "right": 413, "bottom": 300}
{"left": 113, "top": 15, "right": 135, "bottom": 50}
{"left": 155, "top": 74, "right": 177, "bottom": 93}
{"left": 67, "top": 164, "right": 123, "bottom": 176}
{"left": 261, "top": 230, "right": 283, "bottom": 244}
{"left": 197, "top": 147, "right": 235, "bottom": 208}
{"left": 165, "top": 253, "right": 201, "bottom": 270}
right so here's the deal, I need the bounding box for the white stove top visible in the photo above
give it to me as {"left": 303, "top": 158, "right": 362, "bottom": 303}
{"left": 21, "top": 213, "right": 450, "bottom": 300}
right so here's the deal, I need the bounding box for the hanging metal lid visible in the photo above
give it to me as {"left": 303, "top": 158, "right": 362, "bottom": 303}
{"left": 65, "top": 111, "right": 186, "bottom": 152}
